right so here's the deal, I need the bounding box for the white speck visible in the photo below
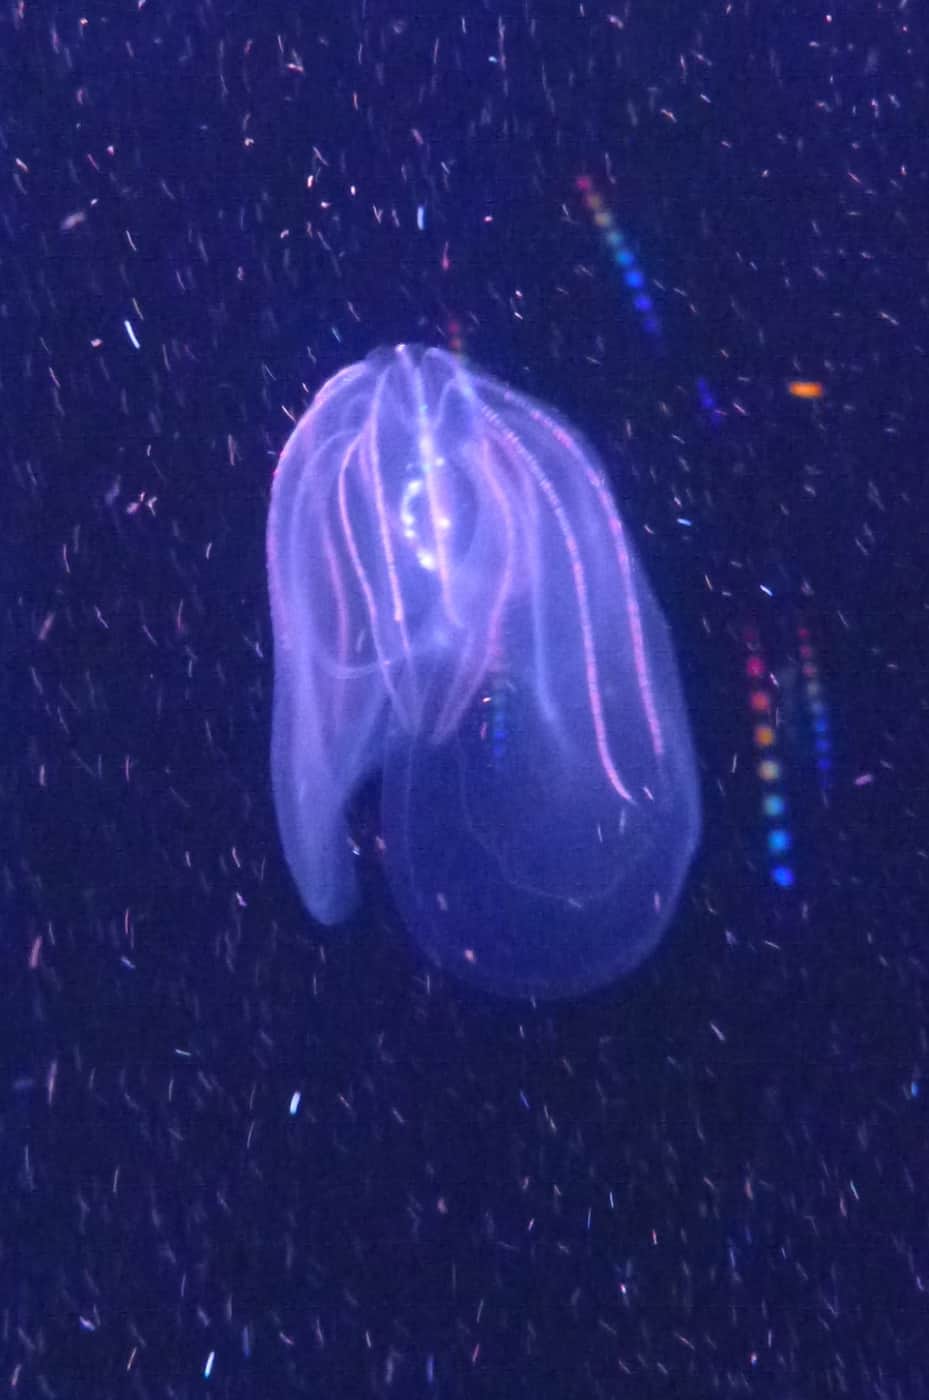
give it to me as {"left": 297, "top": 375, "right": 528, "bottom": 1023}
{"left": 124, "top": 320, "right": 141, "bottom": 350}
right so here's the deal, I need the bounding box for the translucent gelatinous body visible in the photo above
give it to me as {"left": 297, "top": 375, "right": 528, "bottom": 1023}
{"left": 268, "top": 345, "right": 700, "bottom": 998}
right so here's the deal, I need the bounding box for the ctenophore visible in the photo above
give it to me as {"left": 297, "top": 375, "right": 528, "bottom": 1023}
{"left": 267, "top": 344, "right": 700, "bottom": 999}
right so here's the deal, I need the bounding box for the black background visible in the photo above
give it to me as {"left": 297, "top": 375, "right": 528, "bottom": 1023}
{"left": 2, "top": 1, "right": 928, "bottom": 1396}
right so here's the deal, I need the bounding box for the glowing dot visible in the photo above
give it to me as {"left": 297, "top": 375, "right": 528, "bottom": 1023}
{"left": 787, "top": 380, "right": 824, "bottom": 400}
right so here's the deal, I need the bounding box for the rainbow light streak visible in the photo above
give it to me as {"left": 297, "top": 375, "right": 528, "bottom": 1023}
{"left": 796, "top": 619, "right": 833, "bottom": 794}
{"left": 743, "top": 622, "right": 795, "bottom": 890}
{"left": 575, "top": 175, "right": 662, "bottom": 342}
